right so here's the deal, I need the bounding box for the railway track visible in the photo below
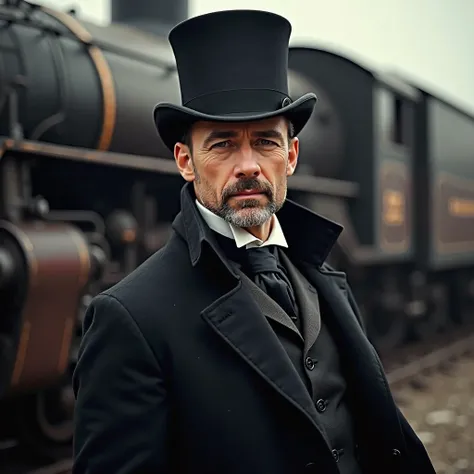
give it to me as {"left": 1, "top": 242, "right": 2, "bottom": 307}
{"left": 382, "top": 324, "right": 474, "bottom": 388}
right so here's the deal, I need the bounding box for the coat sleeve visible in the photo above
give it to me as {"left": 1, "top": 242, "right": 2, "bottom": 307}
{"left": 72, "top": 293, "right": 169, "bottom": 474}
{"left": 397, "top": 406, "right": 436, "bottom": 473}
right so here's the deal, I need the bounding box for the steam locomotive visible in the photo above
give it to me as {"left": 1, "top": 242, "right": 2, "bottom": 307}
{"left": 1, "top": 0, "right": 474, "bottom": 462}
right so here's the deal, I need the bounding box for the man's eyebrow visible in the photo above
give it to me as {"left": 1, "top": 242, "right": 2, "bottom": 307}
{"left": 202, "top": 128, "right": 284, "bottom": 148}
{"left": 203, "top": 130, "right": 239, "bottom": 148}
{"left": 252, "top": 129, "right": 284, "bottom": 142}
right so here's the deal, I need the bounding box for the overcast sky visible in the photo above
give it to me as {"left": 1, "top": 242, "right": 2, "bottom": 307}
{"left": 39, "top": 0, "right": 474, "bottom": 114}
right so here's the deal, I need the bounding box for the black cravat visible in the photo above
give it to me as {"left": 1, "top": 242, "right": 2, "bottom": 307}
{"left": 240, "top": 246, "right": 299, "bottom": 322}
{"left": 212, "top": 234, "right": 299, "bottom": 322}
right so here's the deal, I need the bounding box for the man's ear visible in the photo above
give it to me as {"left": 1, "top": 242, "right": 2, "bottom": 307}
{"left": 174, "top": 142, "right": 195, "bottom": 182}
{"left": 286, "top": 137, "right": 299, "bottom": 176}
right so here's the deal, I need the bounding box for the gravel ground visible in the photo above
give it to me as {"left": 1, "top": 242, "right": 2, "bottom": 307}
{"left": 391, "top": 354, "right": 474, "bottom": 473}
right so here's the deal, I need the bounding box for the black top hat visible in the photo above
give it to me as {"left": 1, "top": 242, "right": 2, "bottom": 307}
{"left": 153, "top": 9, "right": 317, "bottom": 152}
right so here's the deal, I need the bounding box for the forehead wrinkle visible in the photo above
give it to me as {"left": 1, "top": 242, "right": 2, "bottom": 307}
{"left": 196, "top": 116, "right": 289, "bottom": 149}
{"left": 202, "top": 130, "right": 239, "bottom": 148}
{"left": 203, "top": 127, "right": 284, "bottom": 144}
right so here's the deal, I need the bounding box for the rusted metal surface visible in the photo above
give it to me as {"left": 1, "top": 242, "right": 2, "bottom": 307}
{"left": 0, "top": 220, "right": 91, "bottom": 394}
{"left": 0, "top": 139, "right": 180, "bottom": 176}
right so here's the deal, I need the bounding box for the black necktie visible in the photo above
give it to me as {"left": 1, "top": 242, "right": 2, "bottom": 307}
{"left": 212, "top": 234, "right": 299, "bottom": 322}
{"left": 240, "top": 246, "right": 299, "bottom": 323}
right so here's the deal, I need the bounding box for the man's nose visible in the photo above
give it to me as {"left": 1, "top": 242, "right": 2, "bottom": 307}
{"left": 234, "top": 147, "right": 261, "bottom": 178}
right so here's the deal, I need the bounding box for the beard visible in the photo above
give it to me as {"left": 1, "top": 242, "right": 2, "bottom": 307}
{"left": 197, "top": 173, "right": 286, "bottom": 228}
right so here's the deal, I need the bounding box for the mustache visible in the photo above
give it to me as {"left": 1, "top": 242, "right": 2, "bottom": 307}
{"left": 222, "top": 178, "right": 273, "bottom": 201}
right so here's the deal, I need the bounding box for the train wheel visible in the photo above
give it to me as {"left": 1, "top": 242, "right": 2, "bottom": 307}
{"left": 367, "top": 308, "right": 406, "bottom": 353}
{"left": 13, "top": 380, "right": 73, "bottom": 461}
{"left": 409, "top": 283, "right": 449, "bottom": 340}
{"left": 450, "top": 272, "right": 474, "bottom": 326}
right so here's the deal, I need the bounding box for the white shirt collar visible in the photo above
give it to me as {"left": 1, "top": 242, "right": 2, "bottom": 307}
{"left": 195, "top": 199, "right": 288, "bottom": 249}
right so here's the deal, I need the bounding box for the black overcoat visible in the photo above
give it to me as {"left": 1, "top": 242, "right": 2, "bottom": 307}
{"left": 72, "top": 183, "right": 435, "bottom": 474}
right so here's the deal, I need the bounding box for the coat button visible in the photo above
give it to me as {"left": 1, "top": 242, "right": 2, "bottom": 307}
{"left": 331, "top": 449, "right": 340, "bottom": 462}
{"left": 305, "top": 357, "right": 316, "bottom": 370}
{"left": 316, "top": 398, "right": 327, "bottom": 412}
{"left": 392, "top": 448, "right": 401, "bottom": 457}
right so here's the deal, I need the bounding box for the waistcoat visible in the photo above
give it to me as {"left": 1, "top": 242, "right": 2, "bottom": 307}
{"left": 236, "top": 249, "right": 363, "bottom": 474}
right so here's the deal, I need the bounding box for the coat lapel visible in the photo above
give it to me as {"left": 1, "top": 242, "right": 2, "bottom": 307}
{"left": 238, "top": 269, "right": 303, "bottom": 340}
{"left": 200, "top": 278, "right": 327, "bottom": 434}
{"left": 302, "top": 264, "right": 406, "bottom": 447}
{"left": 279, "top": 251, "right": 321, "bottom": 355}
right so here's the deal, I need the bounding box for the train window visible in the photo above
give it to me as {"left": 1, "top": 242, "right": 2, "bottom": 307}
{"left": 376, "top": 88, "right": 408, "bottom": 147}
{"left": 393, "top": 96, "right": 405, "bottom": 145}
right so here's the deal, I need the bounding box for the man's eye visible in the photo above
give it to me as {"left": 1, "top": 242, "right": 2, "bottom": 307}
{"left": 257, "top": 139, "right": 277, "bottom": 146}
{"left": 211, "top": 141, "right": 230, "bottom": 149}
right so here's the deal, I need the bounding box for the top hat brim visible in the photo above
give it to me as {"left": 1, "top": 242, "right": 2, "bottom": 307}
{"left": 153, "top": 93, "right": 317, "bottom": 153}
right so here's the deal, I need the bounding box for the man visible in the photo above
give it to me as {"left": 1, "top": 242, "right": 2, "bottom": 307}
{"left": 72, "top": 9, "right": 435, "bottom": 474}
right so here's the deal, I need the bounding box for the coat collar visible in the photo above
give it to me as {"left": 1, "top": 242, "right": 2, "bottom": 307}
{"left": 172, "top": 182, "right": 343, "bottom": 271}
{"left": 195, "top": 198, "right": 289, "bottom": 249}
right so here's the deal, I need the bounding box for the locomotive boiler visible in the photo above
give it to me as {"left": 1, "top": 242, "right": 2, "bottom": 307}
{"left": 1, "top": 0, "right": 474, "bottom": 462}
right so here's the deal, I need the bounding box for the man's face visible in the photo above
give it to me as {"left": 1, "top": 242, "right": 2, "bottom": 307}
{"left": 174, "top": 116, "right": 299, "bottom": 228}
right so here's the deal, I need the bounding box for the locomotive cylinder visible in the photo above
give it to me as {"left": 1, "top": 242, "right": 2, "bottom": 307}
{"left": 0, "top": 220, "right": 91, "bottom": 397}
{"left": 0, "top": 4, "right": 180, "bottom": 159}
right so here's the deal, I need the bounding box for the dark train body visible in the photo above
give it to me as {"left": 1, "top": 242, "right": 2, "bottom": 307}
{"left": 1, "top": 0, "right": 473, "bottom": 462}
